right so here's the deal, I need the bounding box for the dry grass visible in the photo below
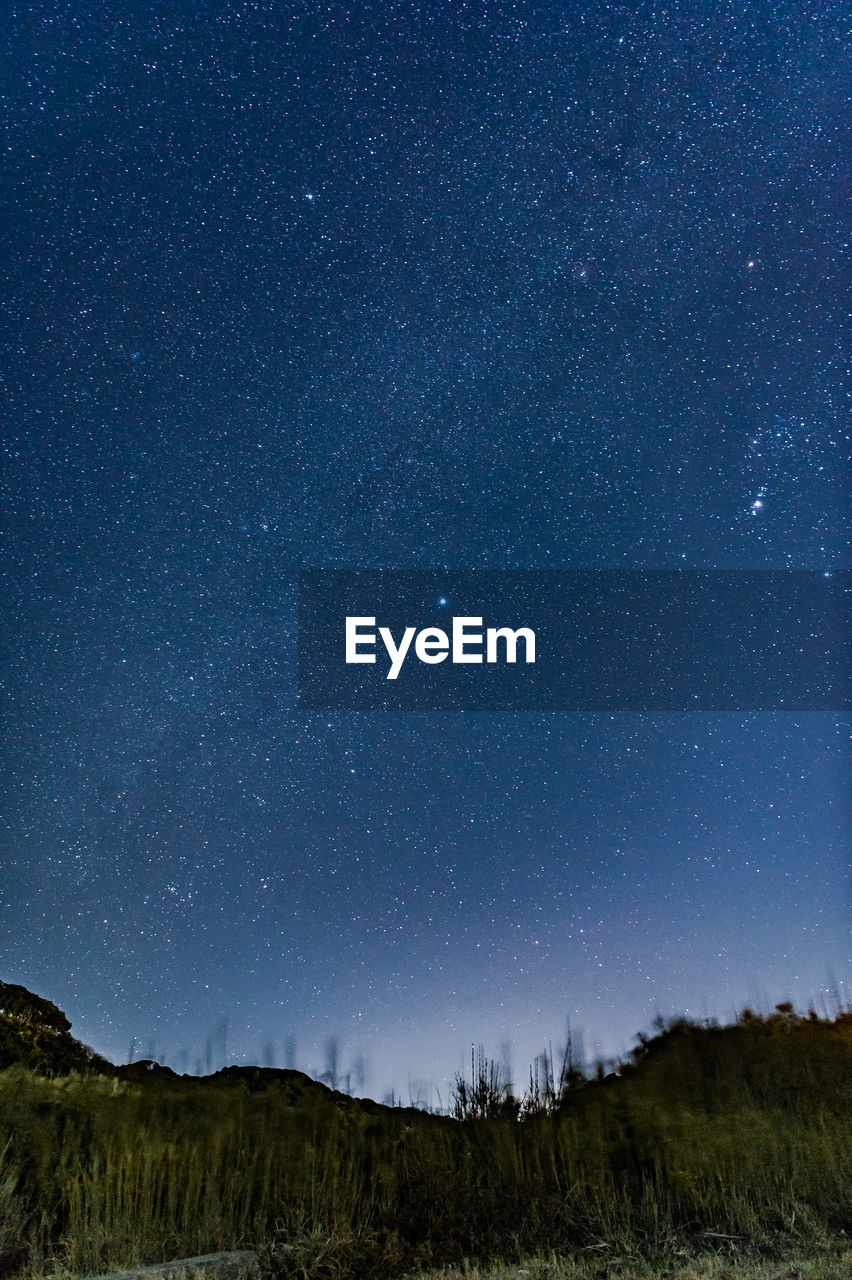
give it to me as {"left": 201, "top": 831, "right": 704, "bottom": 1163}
{"left": 406, "top": 1244, "right": 852, "bottom": 1280}
{"left": 0, "top": 1012, "right": 849, "bottom": 1280}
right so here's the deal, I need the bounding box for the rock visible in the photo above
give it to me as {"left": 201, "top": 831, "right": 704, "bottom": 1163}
{"left": 84, "top": 1250, "right": 259, "bottom": 1280}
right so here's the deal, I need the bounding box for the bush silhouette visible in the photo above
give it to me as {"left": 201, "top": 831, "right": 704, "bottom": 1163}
{"left": 0, "top": 988, "right": 849, "bottom": 1278}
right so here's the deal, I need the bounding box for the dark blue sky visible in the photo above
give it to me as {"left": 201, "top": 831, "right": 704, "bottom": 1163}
{"left": 2, "top": 1, "right": 848, "bottom": 1100}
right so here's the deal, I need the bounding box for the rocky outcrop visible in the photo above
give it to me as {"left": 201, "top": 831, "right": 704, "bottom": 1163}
{"left": 84, "top": 1251, "right": 259, "bottom": 1280}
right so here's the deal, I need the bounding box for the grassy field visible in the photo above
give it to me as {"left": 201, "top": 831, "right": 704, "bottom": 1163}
{"left": 0, "top": 1003, "right": 849, "bottom": 1280}
{"left": 407, "top": 1247, "right": 852, "bottom": 1279}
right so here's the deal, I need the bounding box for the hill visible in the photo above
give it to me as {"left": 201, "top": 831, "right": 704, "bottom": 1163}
{"left": 0, "top": 983, "right": 849, "bottom": 1280}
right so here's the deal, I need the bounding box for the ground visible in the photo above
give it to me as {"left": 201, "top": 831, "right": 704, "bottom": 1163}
{"left": 406, "top": 1246, "right": 851, "bottom": 1280}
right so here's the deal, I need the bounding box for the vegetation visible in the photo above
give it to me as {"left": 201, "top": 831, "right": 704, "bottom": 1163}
{"left": 0, "top": 986, "right": 849, "bottom": 1280}
{"left": 408, "top": 1248, "right": 852, "bottom": 1280}
{"left": 0, "top": 981, "right": 111, "bottom": 1078}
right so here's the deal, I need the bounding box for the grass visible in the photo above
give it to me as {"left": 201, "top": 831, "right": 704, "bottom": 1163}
{"left": 406, "top": 1244, "right": 852, "bottom": 1279}
{"left": 0, "top": 1008, "right": 849, "bottom": 1280}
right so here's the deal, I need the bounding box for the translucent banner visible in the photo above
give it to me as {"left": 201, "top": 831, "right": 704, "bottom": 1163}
{"left": 297, "top": 571, "right": 849, "bottom": 711}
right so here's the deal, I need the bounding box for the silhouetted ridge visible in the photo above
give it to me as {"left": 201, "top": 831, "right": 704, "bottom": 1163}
{"left": 0, "top": 978, "right": 111, "bottom": 1075}
{"left": 0, "top": 982, "right": 850, "bottom": 1278}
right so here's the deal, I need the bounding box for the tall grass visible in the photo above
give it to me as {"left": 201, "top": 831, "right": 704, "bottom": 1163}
{"left": 0, "top": 1012, "right": 849, "bottom": 1279}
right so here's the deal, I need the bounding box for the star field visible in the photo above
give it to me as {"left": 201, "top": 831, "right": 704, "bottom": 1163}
{"left": 2, "top": 1, "right": 849, "bottom": 1098}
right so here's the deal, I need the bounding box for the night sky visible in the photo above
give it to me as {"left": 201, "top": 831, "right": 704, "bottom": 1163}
{"left": 3, "top": 2, "right": 849, "bottom": 1102}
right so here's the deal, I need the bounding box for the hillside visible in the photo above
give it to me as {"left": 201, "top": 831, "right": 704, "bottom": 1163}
{"left": 0, "top": 984, "right": 849, "bottom": 1280}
